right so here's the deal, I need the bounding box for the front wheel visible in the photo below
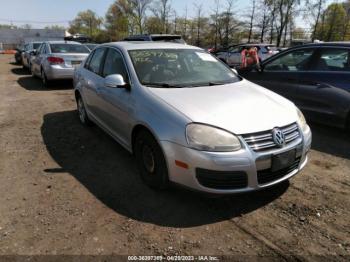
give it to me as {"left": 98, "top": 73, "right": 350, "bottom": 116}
{"left": 134, "top": 130, "right": 169, "bottom": 190}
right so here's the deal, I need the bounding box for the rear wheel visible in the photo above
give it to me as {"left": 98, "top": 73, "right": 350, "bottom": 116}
{"left": 30, "top": 64, "right": 36, "bottom": 78}
{"left": 134, "top": 130, "right": 169, "bottom": 190}
{"left": 41, "top": 69, "right": 51, "bottom": 88}
{"left": 76, "top": 96, "right": 92, "bottom": 126}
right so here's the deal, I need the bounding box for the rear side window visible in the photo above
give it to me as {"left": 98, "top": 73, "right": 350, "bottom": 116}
{"left": 87, "top": 48, "right": 106, "bottom": 75}
{"left": 37, "top": 44, "right": 44, "bottom": 54}
{"left": 49, "top": 44, "right": 90, "bottom": 54}
{"left": 102, "top": 48, "right": 128, "bottom": 81}
{"left": 33, "top": 43, "right": 41, "bottom": 50}
{"left": 310, "top": 48, "right": 350, "bottom": 71}
{"left": 265, "top": 49, "right": 315, "bottom": 71}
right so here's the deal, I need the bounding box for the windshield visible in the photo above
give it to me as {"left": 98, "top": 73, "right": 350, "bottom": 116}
{"left": 85, "top": 44, "right": 98, "bottom": 50}
{"left": 49, "top": 44, "right": 90, "bottom": 54}
{"left": 129, "top": 49, "right": 239, "bottom": 87}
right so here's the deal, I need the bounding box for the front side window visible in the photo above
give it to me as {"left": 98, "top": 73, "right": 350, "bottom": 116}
{"left": 264, "top": 49, "right": 315, "bottom": 72}
{"left": 88, "top": 48, "right": 106, "bottom": 75}
{"left": 102, "top": 49, "right": 128, "bottom": 80}
{"left": 310, "top": 48, "right": 350, "bottom": 71}
{"left": 49, "top": 44, "right": 90, "bottom": 54}
{"left": 129, "top": 49, "right": 239, "bottom": 88}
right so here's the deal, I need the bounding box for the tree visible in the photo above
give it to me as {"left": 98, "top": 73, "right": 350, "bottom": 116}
{"left": 211, "top": 0, "right": 222, "bottom": 49}
{"left": 130, "top": 0, "right": 152, "bottom": 34}
{"left": 322, "top": 3, "right": 347, "bottom": 41}
{"left": 256, "top": 0, "right": 271, "bottom": 42}
{"left": 69, "top": 10, "right": 103, "bottom": 39}
{"left": 152, "top": 0, "right": 172, "bottom": 33}
{"left": 145, "top": 16, "right": 163, "bottom": 33}
{"left": 305, "top": 0, "right": 326, "bottom": 41}
{"left": 0, "top": 24, "right": 17, "bottom": 29}
{"left": 247, "top": 0, "right": 256, "bottom": 43}
{"left": 105, "top": 0, "right": 132, "bottom": 41}
{"left": 275, "top": 0, "right": 300, "bottom": 47}
{"left": 44, "top": 25, "right": 66, "bottom": 30}
{"left": 194, "top": 3, "right": 204, "bottom": 46}
{"left": 21, "top": 24, "right": 32, "bottom": 30}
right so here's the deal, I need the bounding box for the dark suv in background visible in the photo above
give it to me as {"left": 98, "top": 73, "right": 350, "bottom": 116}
{"left": 123, "top": 34, "right": 186, "bottom": 44}
{"left": 239, "top": 42, "right": 350, "bottom": 129}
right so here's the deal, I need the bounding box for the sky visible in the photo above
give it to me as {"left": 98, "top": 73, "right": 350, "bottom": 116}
{"left": 0, "top": 0, "right": 249, "bottom": 28}
{"left": 0, "top": 0, "right": 335, "bottom": 29}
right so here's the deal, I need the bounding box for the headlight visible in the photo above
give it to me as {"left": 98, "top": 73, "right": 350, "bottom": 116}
{"left": 297, "top": 108, "right": 309, "bottom": 133}
{"left": 186, "top": 124, "right": 241, "bottom": 152}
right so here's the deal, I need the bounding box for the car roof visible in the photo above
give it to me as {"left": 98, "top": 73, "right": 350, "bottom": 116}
{"left": 291, "top": 42, "right": 350, "bottom": 48}
{"left": 44, "top": 41, "right": 82, "bottom": 45}
{"left": 101, "top": 41, "right": 201, "bottom": 51}
{"left": 239, "top": 43, "right": 275, "bottom": 47}
{"left": 126, "top": 34, "right": 182, "bottom": 38}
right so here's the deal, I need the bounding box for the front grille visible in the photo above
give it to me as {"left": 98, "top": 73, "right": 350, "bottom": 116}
{"left": 257, "top": 158, "right": 301, "bottom": 184}
{"left": 242, "top": 123, "right": 300, "bottom": 152}
{"left": 196, "top": 169, "right": 248, "bottom": 190}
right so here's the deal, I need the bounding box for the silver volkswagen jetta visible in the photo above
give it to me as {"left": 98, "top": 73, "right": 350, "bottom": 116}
{"left": 74, "top": 42, "right": 312, "bottom": 194}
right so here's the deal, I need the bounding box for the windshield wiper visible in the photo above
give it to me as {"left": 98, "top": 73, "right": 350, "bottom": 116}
{"left": 208, "top": 82, "right": 226, "bottom": 86}
{"left": 143, "top": 82, "right": 183, "bottom": 88}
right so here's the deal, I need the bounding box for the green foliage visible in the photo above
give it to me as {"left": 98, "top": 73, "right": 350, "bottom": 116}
{"left": 44, "top": 25, "right": 66, "bottom": 30}
{"left": 315, "top": 3, "right": 349, "bottom": 41}
{"left": 68, "top": 9, "right": 103, "bottom": 41}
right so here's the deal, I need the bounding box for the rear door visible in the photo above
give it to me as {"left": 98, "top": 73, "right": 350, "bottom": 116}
{"left": 81, "top": 47, "right": 107, "bottom": 121}
{"left": 241, "top": 47, "right": 316, "bottom": 103}
{"left": 296, "top": 47, "right": 350, "bottom": 125}
{"left": 32, "top": 44, "right": 45, "bottom": 75}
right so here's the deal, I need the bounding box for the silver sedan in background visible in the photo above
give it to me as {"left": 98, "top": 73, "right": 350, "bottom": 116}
{"left": 216, "top": 43, "right": 279, "bottom": 68}
{"left": 21, "top": 42, "right": 42, "bottom": 70}
{"left": 31, "top": 41, "right": 90, "bottom": 87}
{"left": 74, "top": 42, "right": 311, "bottom": 194}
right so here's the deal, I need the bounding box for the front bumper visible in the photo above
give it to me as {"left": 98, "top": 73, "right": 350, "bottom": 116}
{"left": 160, "top": 126, "right": 312, "bottom": 194}
{"left": 45, "top": 65, "right": 76, "bottom": 80}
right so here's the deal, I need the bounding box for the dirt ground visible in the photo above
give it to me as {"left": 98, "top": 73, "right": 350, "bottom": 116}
{"left": 0, "top": 54, "right": 349, "bottom": 261}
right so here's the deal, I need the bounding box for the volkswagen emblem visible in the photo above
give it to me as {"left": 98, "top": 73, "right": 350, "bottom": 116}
{"left": 272, "top": 128, "right": 285, "bottom": 147}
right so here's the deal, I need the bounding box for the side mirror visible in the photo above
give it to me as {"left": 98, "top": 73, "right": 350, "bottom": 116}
{"left": 104, "top": 74, "right": 130, "bottom": 89}
{"left": 30, "top": 50, "right": 37, "bottom": 56}
{"left": 231, "top": 68, "right": 238, "bottom": 75}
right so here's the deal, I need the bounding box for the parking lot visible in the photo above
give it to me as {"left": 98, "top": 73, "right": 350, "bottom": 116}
{"left": 0, "top": 54, "right": 349, "bottom": 259}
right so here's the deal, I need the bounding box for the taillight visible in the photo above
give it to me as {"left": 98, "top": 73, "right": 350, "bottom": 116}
{"left": 47, "top": 56, "right": 64, "bottom": 64}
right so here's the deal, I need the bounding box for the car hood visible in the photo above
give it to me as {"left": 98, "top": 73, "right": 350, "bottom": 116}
{"left": 148, "top": 79, "right": 298, "bottom": 135}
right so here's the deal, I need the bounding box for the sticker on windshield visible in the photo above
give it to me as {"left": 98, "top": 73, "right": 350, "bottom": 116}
{"left": 196, "top": 52, "right": 217, "bottom": 62}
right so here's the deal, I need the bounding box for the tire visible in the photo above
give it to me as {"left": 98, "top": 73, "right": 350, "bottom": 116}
{"left": 346, "top": 112, "right": 350, "bottom": 131}
{"left": 76, "top": 96, "right": 92, "bottom": 126}
{"left": 30, "top": 65, "right": 36, "bottom": 78}
{"left": 41, "top": 69, "right": 51, "bottom": 88}
{"left": 134, "top": 130, "right": 169, "bottom": 190}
